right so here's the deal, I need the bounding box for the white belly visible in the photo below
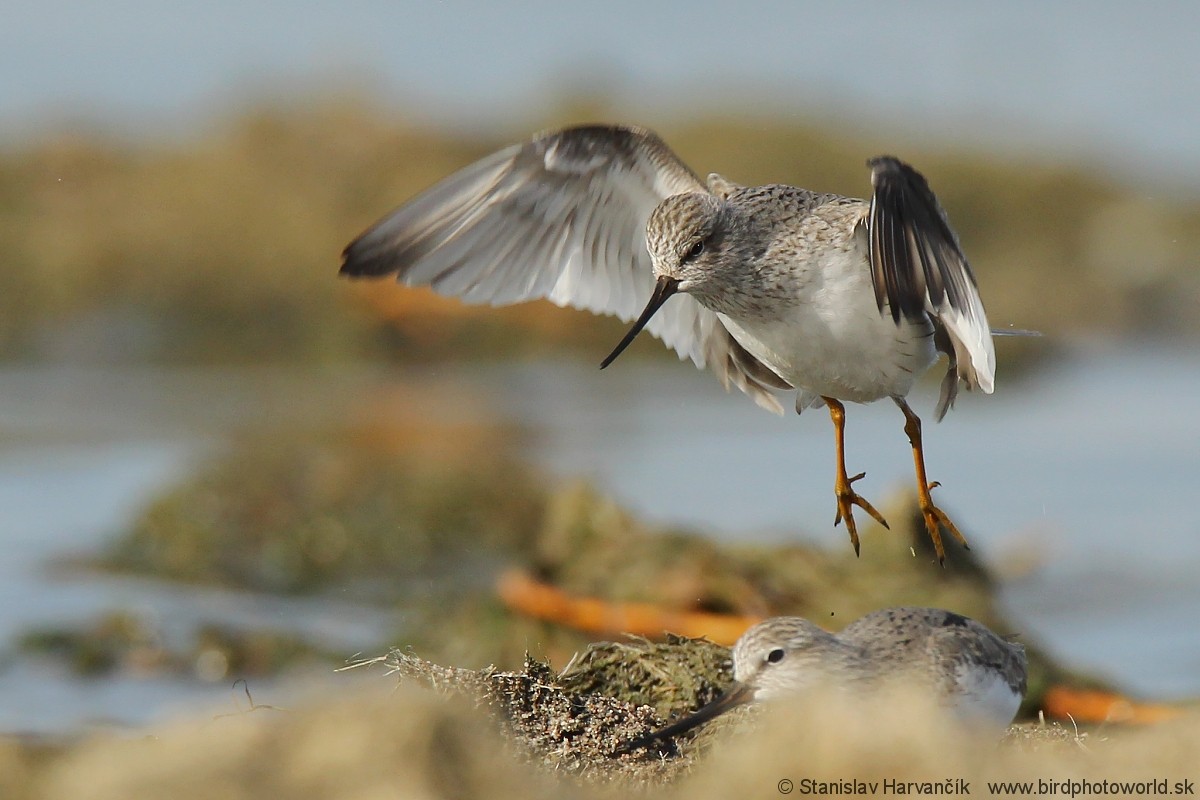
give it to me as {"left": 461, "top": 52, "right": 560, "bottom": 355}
{"left": 949, "top": 664, "right": 1023, "bottom": 730}
{"left": 718, "top": 254, "right": 936, "bottom": 404}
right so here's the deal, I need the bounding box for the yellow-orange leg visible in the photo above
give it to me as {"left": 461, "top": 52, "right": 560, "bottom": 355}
{"left": 894, "top": 397, "right": 970, "bottom": 564}
{"left": 824, "top": 397, "right": 890, "bottom": 555}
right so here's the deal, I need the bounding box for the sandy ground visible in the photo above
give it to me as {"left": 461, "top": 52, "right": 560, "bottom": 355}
{"left": 3, "top": 643, "right": 1196, "bottom": 800}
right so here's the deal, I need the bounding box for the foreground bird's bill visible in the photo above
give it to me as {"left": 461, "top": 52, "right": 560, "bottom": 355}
{"left": 600, "top": 276, "right": 679, "bottom": 368}
{"left": 614, "top": 681, "right": 755, "bottom": 755}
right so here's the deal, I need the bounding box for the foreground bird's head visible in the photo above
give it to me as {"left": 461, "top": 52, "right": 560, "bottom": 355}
{"left": 600, "top": 191, "right": 734, "bottom": 368}
{"left": 732, "top": 617, "right": 866, "bottom": 701}
{"left": 645, "top": 192, "right": 728, "bottom": 298}
{"left": 612, "top": 616, "right": 867, "bottom": 754}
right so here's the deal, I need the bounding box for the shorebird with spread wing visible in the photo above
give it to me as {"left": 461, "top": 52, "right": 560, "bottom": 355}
{"left": 341, "top": 125, "right": 997, "bottom": 563}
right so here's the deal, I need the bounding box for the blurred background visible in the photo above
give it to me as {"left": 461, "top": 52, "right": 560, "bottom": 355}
{"left": 2, "top": 0, "right": 1198, "bottom": 735}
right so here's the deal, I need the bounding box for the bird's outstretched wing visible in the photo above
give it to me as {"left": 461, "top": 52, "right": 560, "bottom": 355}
{"left": 865, "top": 157, "right": 995, "bottom": 419}
{"left": 342, "top": 125, "right": 789, "bottom": 413}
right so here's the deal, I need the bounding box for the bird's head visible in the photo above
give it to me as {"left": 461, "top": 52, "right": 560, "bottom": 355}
{"left": 733, "top": 617, "right": 857, "bottom": 701}
{"left": 599, "top": 192, "right": 728, "bottom": 368}
{"left": 645, "top": 192, "right": 727, "bottom": 294}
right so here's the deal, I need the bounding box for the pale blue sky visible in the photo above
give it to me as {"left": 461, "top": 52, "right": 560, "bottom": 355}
{"left": 4, "top": 1, "right": 1198, "bottom": 189}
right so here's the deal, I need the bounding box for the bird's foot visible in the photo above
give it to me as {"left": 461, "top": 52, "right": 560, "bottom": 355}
{"left": 916, "top": 481, "right": 970, "bottom": 565}
{"left": 833, "top": 471, "right": 890, "bottom": 556}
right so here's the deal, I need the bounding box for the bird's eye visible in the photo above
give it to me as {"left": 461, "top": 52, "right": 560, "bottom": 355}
{"left": 685, "top": 240, "right": 705, "bottom": 261}
{"left": 766, "top": 648, "right": 785, "bottom": 665}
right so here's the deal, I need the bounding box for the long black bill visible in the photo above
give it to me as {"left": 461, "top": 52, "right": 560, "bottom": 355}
{"left": 613, "top": 681, "right": 754, "bottom": 755}
{"left": 599, "top": 276, "right": 679, "bottom": 369}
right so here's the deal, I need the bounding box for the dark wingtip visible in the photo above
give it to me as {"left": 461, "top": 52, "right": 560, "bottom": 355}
{"left": 337, "top": 257, "right": 358, "bottom": 278}
{"left": 868, "top": 155, "right": 938, "bottom": 202}
{"left": 867, "top": 154, "right": 912, "bottom": 179}
{"left": 339, "top": 238, "right": 370, "bottom": 278}
{"left": 339, "top": 237, "right": 397, "bottom": 280}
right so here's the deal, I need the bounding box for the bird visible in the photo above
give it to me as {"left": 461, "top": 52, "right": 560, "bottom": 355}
{"left": 339, "top": 124, "right": 996, "bottom": 563}
{"left": 615, "top": 607, "right": 1028, "bottom": 753}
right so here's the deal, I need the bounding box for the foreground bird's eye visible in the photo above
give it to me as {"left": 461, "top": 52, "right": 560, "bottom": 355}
{"left": 766, "top": 648, "right": 785, "bottom": 664}
{"left": 685, "top": 240, "right": 704, "bottom": 260}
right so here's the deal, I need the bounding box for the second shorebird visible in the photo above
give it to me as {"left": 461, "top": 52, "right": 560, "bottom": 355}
{"left": 341, "top": 125, "right": 996, "bottom": 562}
{"left": 616, "top": 607, "right": 1028, "bottom": 754}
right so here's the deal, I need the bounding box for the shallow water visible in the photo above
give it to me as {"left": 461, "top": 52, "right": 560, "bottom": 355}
{"left": 0, "top": 436, "right": 397, "bottom": 733}
{"left": 0, "top": 343, "right": 1196, "bottom": 733}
